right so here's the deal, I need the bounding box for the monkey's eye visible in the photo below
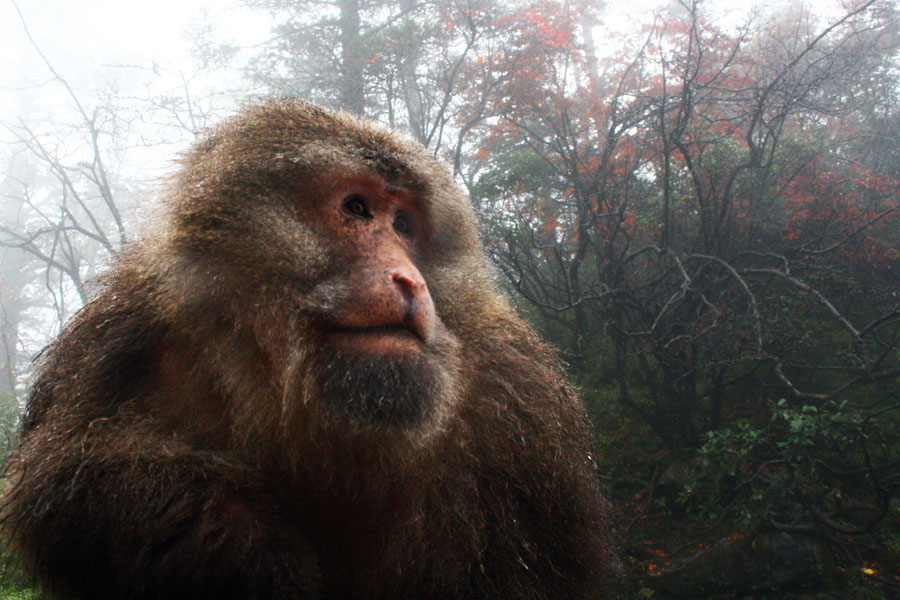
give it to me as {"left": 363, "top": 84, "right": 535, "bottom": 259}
{"left": 393, "top": 212, "right": 413, "bottom": 236}
{"left": 343, "top": 195, "right": 372, "bottom": 219}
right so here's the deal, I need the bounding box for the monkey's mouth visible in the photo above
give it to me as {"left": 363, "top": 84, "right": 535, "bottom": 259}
{"left": 328, "top": 323, "right": 424, "bottom": 354}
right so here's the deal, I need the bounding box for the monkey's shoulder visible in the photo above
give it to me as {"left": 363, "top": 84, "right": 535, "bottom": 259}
{"left": 25, "top": 279, "right": 168, "bottom": 431}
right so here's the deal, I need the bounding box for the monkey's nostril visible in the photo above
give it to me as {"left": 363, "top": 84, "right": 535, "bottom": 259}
{"left": 392, "top": 271, "right": 413, "bottom": 288}
{"left": 392, "top": 269, "right": 427, "bottom": 297}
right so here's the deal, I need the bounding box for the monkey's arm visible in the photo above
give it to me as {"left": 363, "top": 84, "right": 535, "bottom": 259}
{"left": 4, "top": 423, "right": 321, "bottom": 600}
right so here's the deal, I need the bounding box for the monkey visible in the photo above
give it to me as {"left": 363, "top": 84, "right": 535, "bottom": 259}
{"left": 1, "top": 99, "right": 612, "bottom": 599}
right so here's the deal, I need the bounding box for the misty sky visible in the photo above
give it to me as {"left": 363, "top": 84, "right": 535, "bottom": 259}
{"left": 0, "top": 0, "right": 780, "bottom": 94}
{"left": 1, "top": 0, "right": 267, "bottom": 118}
{"left": 0, "top": 0, "right": 838, "bottom": 130}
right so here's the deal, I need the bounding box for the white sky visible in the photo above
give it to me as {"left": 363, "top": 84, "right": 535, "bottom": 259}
{"left": 2, "top": 0, "right": 849, "bottom": 112}
{"left": 2, "top": 0, "right": 268, "bottom": 69}
{"left": 1, "top": 0, "right": 269, "bottom": 119}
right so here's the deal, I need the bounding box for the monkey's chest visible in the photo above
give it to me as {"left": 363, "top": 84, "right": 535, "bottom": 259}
{"left": 303, "top": 491, "right": 482, "bottom": 598}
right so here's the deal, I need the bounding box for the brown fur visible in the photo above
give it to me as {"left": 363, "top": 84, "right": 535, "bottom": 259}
{"left": 2, "top": 99, "right": 612, "bottom": 599}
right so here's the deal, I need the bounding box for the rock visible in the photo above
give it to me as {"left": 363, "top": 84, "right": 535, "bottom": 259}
{"left": 771, "top": 532, "right": 822, "bottom": 589}
{"left": 649, "top": 532, "right": 824, "bottom": 598}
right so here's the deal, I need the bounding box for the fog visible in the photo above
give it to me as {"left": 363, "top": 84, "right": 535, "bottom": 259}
{"left": 1, "top": 0, "right": 898, "bottom": 595}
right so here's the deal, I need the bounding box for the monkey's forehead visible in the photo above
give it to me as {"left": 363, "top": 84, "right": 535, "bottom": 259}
{"left": 266, "top": 141, "right": 421, "bottom": 187}
{"left": 170, "top": 99, "right": 482, "bottom": 259}
{"left": 186, "top": 100, "right": 451, "bottom": 195}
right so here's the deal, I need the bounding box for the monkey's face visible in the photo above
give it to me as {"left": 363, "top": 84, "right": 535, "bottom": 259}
{"left": 314, "top": 174, "right": 434, "bottom": 357}
{"left": 162, "top": 102, "right": 476, "bottom": 442}
{"left": 303, "top": 172, "right": 459, "bottom": 430}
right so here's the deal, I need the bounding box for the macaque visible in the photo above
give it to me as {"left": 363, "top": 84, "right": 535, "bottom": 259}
{"left": 2, "top": 99, "right": 612, "bottom": 599}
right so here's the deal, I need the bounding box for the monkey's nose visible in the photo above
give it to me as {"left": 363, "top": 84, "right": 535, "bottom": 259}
{"left": 390, "top": 268, "right": 435, "bottom": 342}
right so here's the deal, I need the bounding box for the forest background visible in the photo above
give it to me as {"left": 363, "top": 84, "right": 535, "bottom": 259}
{"left": 2, "top": 0, "right": 899, "bottom": 597}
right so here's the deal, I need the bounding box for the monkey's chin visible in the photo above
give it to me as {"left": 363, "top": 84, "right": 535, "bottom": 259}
{"left": 315, "top": 344, "right": 445, "bottom": 430}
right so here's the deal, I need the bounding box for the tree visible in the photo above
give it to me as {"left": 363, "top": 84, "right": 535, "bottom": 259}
{"left": 1, "top": 4, "right": 244, "bottom": 415}
{"left": 243, "top": 0, "right": 516, "bottom": 161}
{"left": 465, "top": 0, "right": 900, "bottom": 591}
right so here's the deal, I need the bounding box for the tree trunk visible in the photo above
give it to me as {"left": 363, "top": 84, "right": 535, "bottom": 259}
{"left": 339, "top": 0, "right": 366, "bottom": 115}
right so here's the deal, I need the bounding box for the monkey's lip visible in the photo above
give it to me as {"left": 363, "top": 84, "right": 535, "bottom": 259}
{"left": 327, "top": 324, "right": 424, "bottom": 353}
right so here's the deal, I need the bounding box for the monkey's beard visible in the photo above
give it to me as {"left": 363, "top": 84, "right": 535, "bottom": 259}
{"left": 316, "top": 348, "right": 442, "bottom": 428}
{"left": 301, "top": 323, "right": 463, "bottom": 442}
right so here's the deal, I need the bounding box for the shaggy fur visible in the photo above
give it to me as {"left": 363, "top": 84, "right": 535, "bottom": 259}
{"left": 2, "top": 99, "right": 612, "bottom": 599}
